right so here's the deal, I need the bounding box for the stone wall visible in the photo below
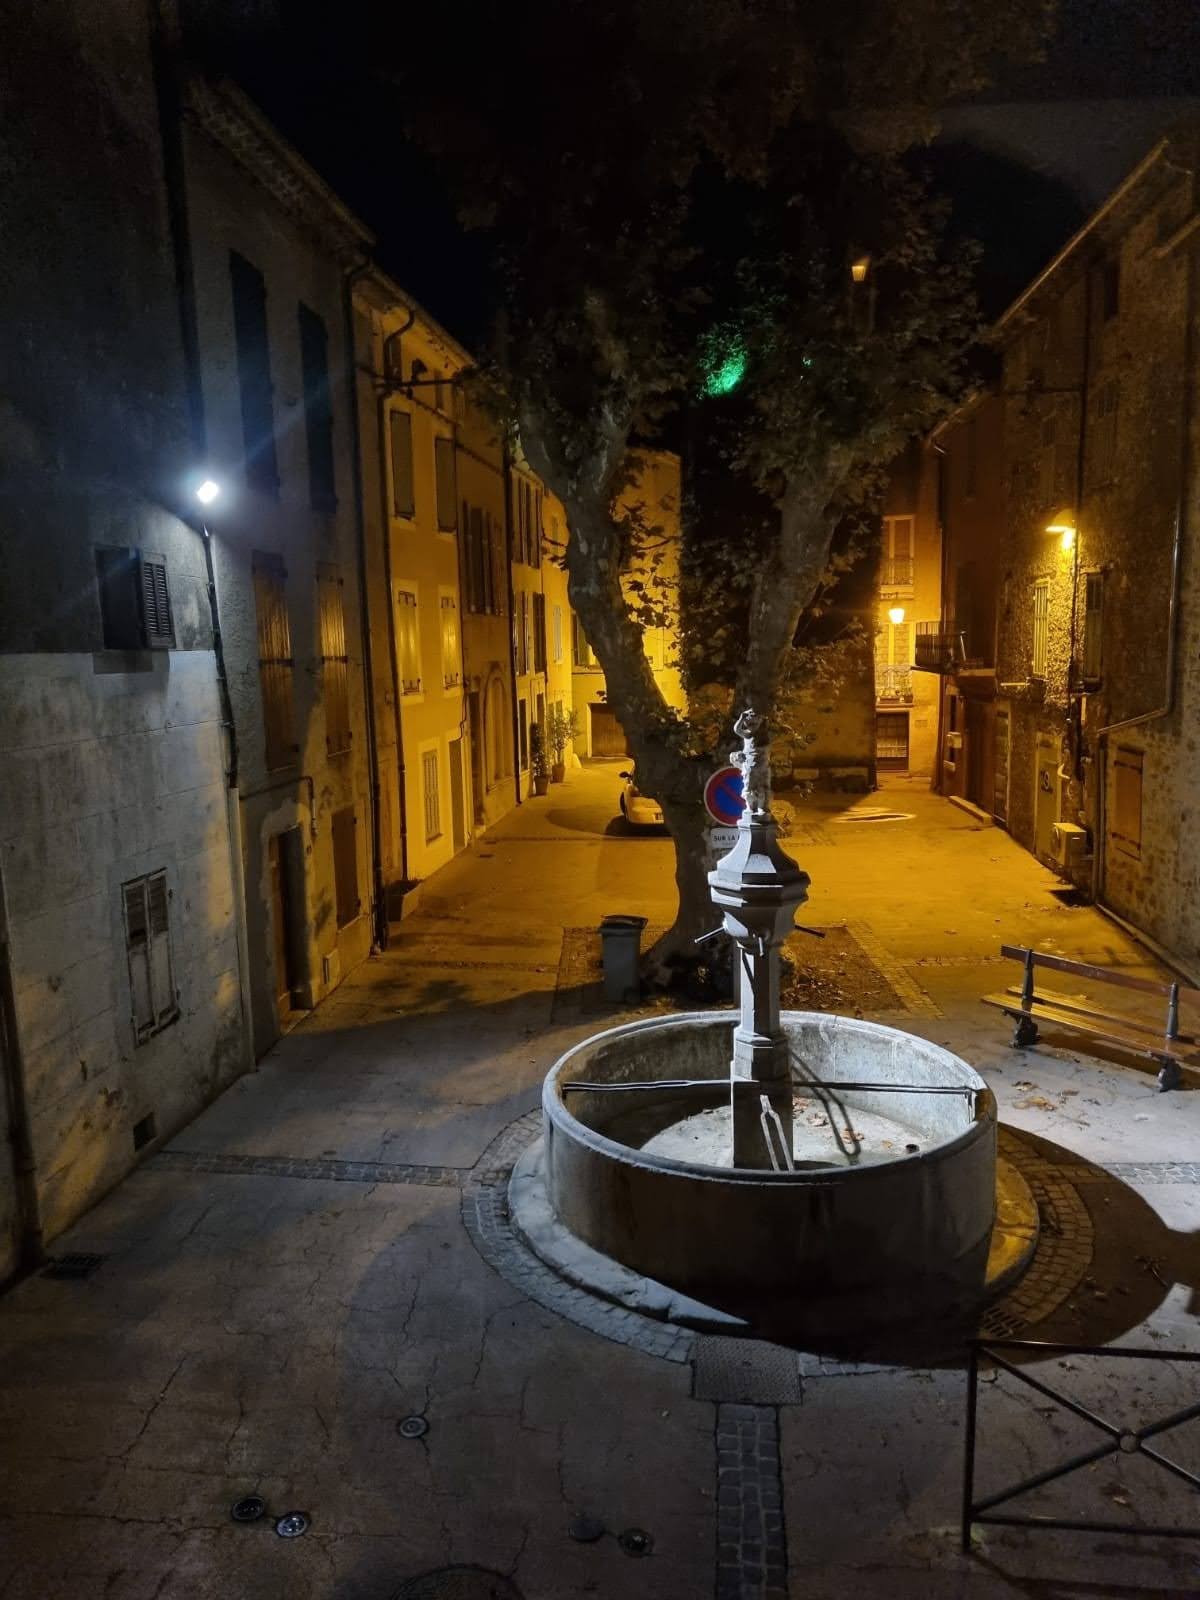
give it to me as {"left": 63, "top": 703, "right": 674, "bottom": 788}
{"left": 0, "top": 2, "right": 247, "bottom": 1275}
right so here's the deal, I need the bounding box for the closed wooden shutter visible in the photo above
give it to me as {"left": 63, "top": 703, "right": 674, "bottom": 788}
{"left": 318, "top": 563, "right": 351, "bottom": 754}
{"left": 253, "top": 552, "right": 297, "bottom": 771}
{"left": 229, "top": 251, "right": 279, "bottom": 493}
{"left": 1112, "top": 747, "right": 1143, "bottom": 856}
{"left": 140, "top": 556, "right": 174, "bottom": 649}
{"left": 331, "top": 806, "right": 359, "bottom": 928}
{"left": 435, "top": 437, "right": 457, "bottom": 531}
{"left": 390, "top": 409, "right": 414, "bottom": 517}
{"left": 422, "top": 749, "right": 441, "bottom": 841}
{"left": 123, "top": 870, "right": 177, "bottom": 1042}
{"left": 396, "top": 590, "right": 421, "bottom": 693}
{"left": 298, "top": 303, "right": 337, "bottom": 511}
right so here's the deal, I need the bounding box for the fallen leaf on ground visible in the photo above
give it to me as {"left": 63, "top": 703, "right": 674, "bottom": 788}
{"left": 1016, "top": 1096, "right": 1057, "bottom": 1111}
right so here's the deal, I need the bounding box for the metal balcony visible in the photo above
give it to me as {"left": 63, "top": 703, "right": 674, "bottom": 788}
{"left": 914, "top": 623, "right": 962, "bottom": 673}
{"left": 880, "top": 557, "right": 915, "bottom": 591}
{"left": 875, "top": 665, "right": 914, "bottom": 703}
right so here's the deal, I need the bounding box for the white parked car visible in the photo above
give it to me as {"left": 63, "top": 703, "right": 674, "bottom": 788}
{"left": 618, "top": 768, "right": 665, "bottom": 829}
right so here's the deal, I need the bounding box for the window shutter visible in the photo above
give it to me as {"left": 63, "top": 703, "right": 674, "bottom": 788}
{"left": 253, "top": 551, "right": 297, "bottom": 770}
{"left": 123, "top": 878, "right": 154, "bottom": 1038}
{"left": 298, "top": 303, "right": 337, "bottom": 511}
{"left": 229, "top": 251, "right": 279, "bottom": 494}
{"left": 146, "top": 872, "right": 177, "bottom": 1026}
{"left": 435, "top": 437, "right": 457, "bottom": 531}
{"left": 390, "top": 409, "right": 414, "bottom": 517}
{"left": 318, "top": 563, "right": 351, "bottom": 753}
{"left": 140, "top": 556, "right": 175, "bottom": 649}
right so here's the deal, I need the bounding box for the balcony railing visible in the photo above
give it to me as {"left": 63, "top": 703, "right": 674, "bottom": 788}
{"left": 914, "top": 623, "right": 962, "bottom": 673}
{"left": 880, "top": 557, "right": 915, "bottom": 590}
{"left": 875, "top": 665, "right": 913, "bottom": 703}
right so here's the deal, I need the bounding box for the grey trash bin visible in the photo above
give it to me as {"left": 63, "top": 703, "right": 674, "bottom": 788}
{"left": 599, "top": 914, "right": 647, "bottom": 1003}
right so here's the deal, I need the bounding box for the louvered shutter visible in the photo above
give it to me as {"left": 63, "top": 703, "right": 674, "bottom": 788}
{"left": 123, "top": 879, "right": 154, "bottom": 1038}
{"left": 146, "top": 872, "right": 177, "bottom": 1026}
{"left": 140, "top": 556, "right": 175, "bottom": 648}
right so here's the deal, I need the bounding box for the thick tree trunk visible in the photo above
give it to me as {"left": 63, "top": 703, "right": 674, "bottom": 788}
{"left": 652, "top": 795, "right": 719, "bottom": 975}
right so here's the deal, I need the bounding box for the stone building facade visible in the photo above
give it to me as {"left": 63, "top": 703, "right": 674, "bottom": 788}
{"left": 874, "top": 445, "right": 943, "bottom": 781}
{"left": 926, "top": 124, "right": 1200, "bottom": 969}
{"left": 0, "top": 7, "right": 249, "bottom": 1276}
{"left": 181, "top": 78, "right": 376, "bottom": 1057}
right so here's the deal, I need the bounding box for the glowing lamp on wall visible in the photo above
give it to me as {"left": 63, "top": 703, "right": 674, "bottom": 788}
{"left": 1045, "top": 512, "right": 1075, "bottom": 552}
{"left": 195, "top": 478, "right": 222, "bottom": 506}
{"left": 850, "top": 255, "right": 871, "bottom": 284}
{"left": 888, "top": 605, "right": 906, "bottom": 625}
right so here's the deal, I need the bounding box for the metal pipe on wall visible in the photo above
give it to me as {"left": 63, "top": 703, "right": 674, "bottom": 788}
{"left": 0, "top": 861, "right": 44, "bottom": 1284}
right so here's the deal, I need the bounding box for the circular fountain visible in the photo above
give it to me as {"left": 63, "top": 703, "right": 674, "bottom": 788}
{"left": 511, "top": 712, "right": 1032, "bottom": 1338}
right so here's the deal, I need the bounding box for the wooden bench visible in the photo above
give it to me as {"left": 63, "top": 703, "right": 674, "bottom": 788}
{"left": 982, "top": 944, "right": 1199, "bottom": 1092}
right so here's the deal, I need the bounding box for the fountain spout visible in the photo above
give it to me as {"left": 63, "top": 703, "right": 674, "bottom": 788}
{"left": 708, "top": 709, "right": 811, "bottom": 1168}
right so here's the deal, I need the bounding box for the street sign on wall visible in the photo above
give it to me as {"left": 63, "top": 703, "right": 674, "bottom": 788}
{"left": 706, "top": 825, "right": 741, "bottom": 855}
{"left": 703, "top": 766, "right": 745, "bottom": 826}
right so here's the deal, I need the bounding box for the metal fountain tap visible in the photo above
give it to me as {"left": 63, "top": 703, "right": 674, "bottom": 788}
{"left": 708, "top": 709, "right": 811, "bottom": 1168}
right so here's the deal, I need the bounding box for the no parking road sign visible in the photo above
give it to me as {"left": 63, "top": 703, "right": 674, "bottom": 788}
{"left": 704, "top": 765, "right": 745, "bottom": 827}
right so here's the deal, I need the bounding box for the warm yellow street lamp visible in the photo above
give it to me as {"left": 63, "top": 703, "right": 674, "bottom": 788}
{"left": 1045, "top": 510, "right": 1075, "bottom": 551}
{"left": 887, "top": 605, "right": 906, "bottom": 625}
{"left": 851, "top": 255, "right": 872, "bottom": 284}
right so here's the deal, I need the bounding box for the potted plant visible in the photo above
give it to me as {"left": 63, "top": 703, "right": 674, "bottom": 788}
{"left": 546, "top": 704, "right": 581, "bottom": 783}
{"left": 530, "top": 723, "right": 551, "bottom": 796}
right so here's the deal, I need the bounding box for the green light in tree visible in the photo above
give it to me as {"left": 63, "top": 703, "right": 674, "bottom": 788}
{"left": 700, "top": 331, "right": 747, "bottom": 397}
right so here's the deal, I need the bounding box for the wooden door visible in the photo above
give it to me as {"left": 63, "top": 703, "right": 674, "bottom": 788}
{"left": 590, "top": 703, "right": 629, "bottom": 757}
{"left": 268, "top": 831, "right": 300, "bottom": 1019}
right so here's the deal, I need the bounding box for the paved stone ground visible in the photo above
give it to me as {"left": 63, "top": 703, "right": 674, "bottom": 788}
{"left": 1, "top": 764, "right": 1198, "bottom": 1598}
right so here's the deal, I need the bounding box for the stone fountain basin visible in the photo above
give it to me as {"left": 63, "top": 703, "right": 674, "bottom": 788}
{"left": 525, "top": 1010, "right": 1001, "bottom": 1331}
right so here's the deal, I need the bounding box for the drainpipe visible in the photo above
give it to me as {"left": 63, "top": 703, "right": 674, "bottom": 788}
{"left": 0, "top": 863, "right": 43, "bottom": 1284}
{"left": 1092, "top": 170, "right": 1196, "bottom": 911}
{"left": 376, "top": 312, "right": 415, "bottom": 893}
{"left": 931, "top": 441, "right": 949, "bottom": 796}
{"left": 342, "top": 260, "right": 388, "bottom": 951}
{"left": 149, "top": 0, "right": 255, "bottom": 1071}
{"left": 502, "top": 440, "right": 523, "bottom": 808}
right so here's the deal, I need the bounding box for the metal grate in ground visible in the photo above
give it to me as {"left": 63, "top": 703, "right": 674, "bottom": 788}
{"left": 40, "top": 1253, "right": 106, "bottom": 1280}
{"left": 148, "top": 1150, "right": 462, "bottom": 1186}
{"left": 693, "top": 1336, "right": 803, "bottom": 1405}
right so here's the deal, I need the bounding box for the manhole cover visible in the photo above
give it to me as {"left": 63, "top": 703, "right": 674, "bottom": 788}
{"left": 391, "top": 1568, "right": 523, "bottom": 1600}
{"left": 275, "top": 1511, "right": 310, "bottom": 1538}
{"left": 397, "top": 1414, "right": 429, "bottom": 1440}
{"left": 692, "top": 1336, "right": 803, "bottom": 1404}
{"left": 231, "top": 1495, "right": 266, "bottom": 1523}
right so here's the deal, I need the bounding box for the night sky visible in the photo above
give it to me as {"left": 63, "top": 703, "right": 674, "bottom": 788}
{"left": 183, "top": 0, "right": 1200, "bottom": 338}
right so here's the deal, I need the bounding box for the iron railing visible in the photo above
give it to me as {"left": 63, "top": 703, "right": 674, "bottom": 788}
{"left": 914, "top": 622, "right": 963, "bottom": 673}
{"left": 875, "top": 665, "right": 913, "bottom": 702}
{"left": 880, "top": 557, "right": 914, "bottom": 589}
{"left": 963, "top": 1338, "right": 1200, "bottom": 1549}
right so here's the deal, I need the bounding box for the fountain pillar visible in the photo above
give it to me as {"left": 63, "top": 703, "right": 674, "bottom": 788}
{"left": 708, "top": 710, "right": 810, "bottom": 1169}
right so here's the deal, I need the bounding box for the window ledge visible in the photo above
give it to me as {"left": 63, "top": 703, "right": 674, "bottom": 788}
{"left": 93, "top": 649, "right": 157, "bottom": 675}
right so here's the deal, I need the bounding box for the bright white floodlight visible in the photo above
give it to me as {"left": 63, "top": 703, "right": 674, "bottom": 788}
{"left": 195, "top": 478, "right": 221, "bottom": 506}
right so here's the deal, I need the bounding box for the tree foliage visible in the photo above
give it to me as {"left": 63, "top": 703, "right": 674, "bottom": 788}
{"left": 383, "top": 0, "right": 1054, "bottom": 952}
